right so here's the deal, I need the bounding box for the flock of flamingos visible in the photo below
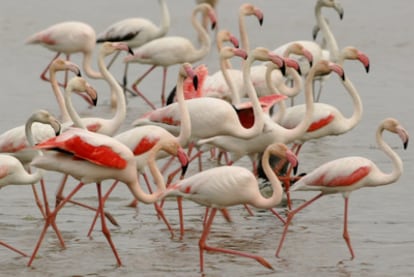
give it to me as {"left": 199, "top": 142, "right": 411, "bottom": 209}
{"left": 0, "top": 0, "right": 410, "bottom": 274}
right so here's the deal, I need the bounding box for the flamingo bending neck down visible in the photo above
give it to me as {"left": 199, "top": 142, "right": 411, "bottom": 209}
{"left": 161, "top": 143, "right": 298, "bottom": 273}
{"left": 26, "top": 21, "right": 103, "bottom": 88}
{"left": 276, "top": 117, "right": 409, "bottom": 259}
{"left": 124, "top": 3, "right": 217, "bottom": 109}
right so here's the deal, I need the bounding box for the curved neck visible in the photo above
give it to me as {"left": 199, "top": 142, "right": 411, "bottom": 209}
{"left": 24, "top": 117, "right": 45, "bottom": 179}
{"left": 97, "top": 50, "right": 127, "bottom": 135}
{"left": 82, "top": 51, "right": 103, "bottom": 79}
{"left": 157, "top": 0, "right": 170, "bottom": 38}
{"left": 251, "top": 148, "right": 283, "bottom": 208}
{"left": 189, "top": 6, "right": 211, "bottom": 62}
{"left": 241, "top": 53, "right": 265, "bottom": 137}
{"left": 283, "top": 64, "right": 315, "bottom": 140}
{"left": 373, "top": 126, "right": 404, "bottom": 186}
{"left": 266, "top": 66, "right": 286, "bottom": 123}
{"left": 65, "top": 85, "right": 86, "bottom": 130}
{"left": 339, "top": 77, "right": 363, "bottom": 132}
{"left": 238, "top": 11, "right": 249, "bottom": 52}
{"left": 275, "top": 68, "right": 302, "bottom": 98}
{"left": 126, "top": 179, "right": 162, "bottom": 204}
{"left": 221, "top": 58, "right": 239, "bottom": 105}
{"left": 49, "top": 69, "right": 71, "bottom": 123}
{"left": 176, "top": 72, "right": 191, "bottom": 147}
{"left": 315, "top": 4, "right": 339, "bottom": 62}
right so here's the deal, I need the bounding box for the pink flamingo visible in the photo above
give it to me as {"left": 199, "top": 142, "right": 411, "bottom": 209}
{"left": 28, "top": 106, "right": 166, "bottom": 266}
{"left": 26, "top": 21, "right": 102, "bottom": 88}
{"left": 87, "top": 63, "right": 195, "bottom": 237}
{"left": 276, "top": 117, "right": 409, "bottom": 259}
{"left": 96, "top": 0, "right": 170, "bottom": 97}
{"left": 124, "top": 3, "right": 217, "bottom": 108}
{"left": 0, "top": 110, "right": 60, "bottom": 257}
{"left": 278, "top": 47, "right": 370, "bottom": 157}
{"left": 161, "top": 143, "right": 298, "bottom": 273}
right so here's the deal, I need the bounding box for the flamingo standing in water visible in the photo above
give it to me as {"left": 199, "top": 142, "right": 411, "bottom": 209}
{"left": 28, "top": 84, "right": 166, "bottom": 266}
{"left": 161, "top": 143, "right": 298, "bottom": 273}
{"left": 26, "top": 21, "right": 102, "bottom": 88}
{"left": 87, "top": 63, "right": 195, "bottom": 237}
{"left": 96, "top": 0, "right": 170, "bottom": 97}
{"left": 0, "top": 110, "right": 60, "bottom": 257}
{"left": 124, "top": 3, "right": 217, "bottom": 109}
{"left": 276, "top": 117, "right": 409, "bottom": 259}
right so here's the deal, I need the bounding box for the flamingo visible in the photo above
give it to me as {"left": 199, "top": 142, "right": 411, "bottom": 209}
{"left": 276, "top": 117, "right": 409, "bottom": 259}
{"left": 26, "top": 21, "right": 102, "bottom": 88}
{"left": 0, "top": 110, "right": 60, "bottom": 257}
{"left": 28, "top": 113, "right": 166, "bottom": 266}
{"left": 87, "top": 63, "right": 195, "bottom": 237}
{"left": 197, "top": 60, "right": 344, "bottom": 169}
{"left": 124, "top": 3, "right": 217, "bottom": 108}
{"left": 96, "top": 0, "right": 170, "bottom": 97}
{"left": 278, "top": 48, "right": 370, "bottom": 158}
{"left": 161, "top": 143, "right": 298, "bottom": 273}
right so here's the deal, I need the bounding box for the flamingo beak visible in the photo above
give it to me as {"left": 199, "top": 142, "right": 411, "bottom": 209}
{"left": 177, "top": 148, "right": 189, "bottom": 178}
{"left": 357, "top": 51, "right": 370, "bottom": 73}
{"left": 286, "top": 149, "right": 299, "bottom": 175}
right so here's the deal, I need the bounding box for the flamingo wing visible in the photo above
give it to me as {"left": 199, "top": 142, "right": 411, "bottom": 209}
{"left": 35, "top": 128, "right": 127, "bottom": 169}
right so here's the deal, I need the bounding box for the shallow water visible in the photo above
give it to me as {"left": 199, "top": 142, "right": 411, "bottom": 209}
{"left": 0, "top": 0, "right": 413, "bottom": 276}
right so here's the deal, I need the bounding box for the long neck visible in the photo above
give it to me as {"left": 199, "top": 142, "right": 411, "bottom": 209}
{"left": 266, "top": 65, "right": 286, "bottom": 123}
{"left": 24, "top": 118, "right": 45, "bottom": 179}
{"left": 221, "top": 58, "right": 240, "bottom": 105}
{"left": 315, "top": 4, "right": 340, "bottom": 62}
{"left": 16, "top": 168, "right": 44, "bottom": 185}
{"left": 338, "top": 77, "right": 363, "bottom": 132}
{"left": 240, "top": 54, "right": 265, "bottom": 137}
{"left": 275, "top": 68, "right": 303, "bottom": 99}
{"left": 176, "top": 73, "right": 191, "bottom": 147}
{"left": 372, "top": 126, "right": 404, "bottom": 186}
{"left": 126, "top": 179, "right": 162, "bottom": 204}
{"left": 49, "top": 69, "right": 71, "bottom": 123}
{"left": 97, "top": 51, "right": 127, "bottom": 135}
{"left": 239, "top": 12, "right": 249, "bottom": 52}
{"left": 156, "top": 0, "right": 170, "bottom": 38}
{"left": 82, "top": 51, "right": 103, "bottom": 80}
{"left": 65, "top": 85, "right": 86, "bottom": 129}
{"left": 283, "top": 65, "right": 315, "bottom": 141}
{"left": 251, "top": 149, "right": 283, "bottom": 208}
{"left": 189, "top": 7, "right": 211, "bottom": 62}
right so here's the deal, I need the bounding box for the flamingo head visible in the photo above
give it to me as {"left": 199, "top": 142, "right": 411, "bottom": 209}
{"left": 267, "top": 52, "right": 286, "bottom": 76}
{"left": 314, "top": 60, "right": 345, "bottom": 81}
{"left": 342, "top": 47, "right": 370, "bottom": 73}
{"left": 28, "top": 109, "right": 62, "bottom": 136}
{"left": 217, "top": 30, "right": 239, "bottom": 49}
{"left": 283, "top": 57, "right": 302, "bottom": 75}
{"left": 383, "top": 118, "right": 410, "bottom": 150}
{"left": 318, "top": 0, "right": 344, "bottom": 20}
{"left": 220, "top": 46, "right": 248, "bottom": 61}
{"left": 101, "top": 42, "right": 134, "bottom": 57}
{"left": 50, "top": 58, "right": 81, "bottom": 77}
{"left": 240, "top": 4, "right": 264, "bottom": 26}
{"left": 267, "top": 143, "right": 299, "bottom": 175}
{"left": 199, "top": 3, "right": 217, "bottom": 30}
{"left": 181, "top": 63, "right": 198, "bottom": 91}
{"left": 66, "top": 76, "right": 98, "bottom": 107}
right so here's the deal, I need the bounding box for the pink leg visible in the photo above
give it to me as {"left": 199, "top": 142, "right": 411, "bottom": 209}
{"left": 96, "top": 183, "right": 122, "bottom": 266}
{"left": 199, "top": 208, "right": 273, "bottom": 273}
{"left": 0, "top": 240, "right": 28, "bottom": 257}
{"left": 131, "top": 65, "right": 158, "bottom": 110}
{"left": 343, "top": 197, "right": 355, "bottom": 259}
{"left": 40, "top": 52, "right": 61, "bottom": 84}
{"left": 268, "top": 208, "right": 286, "bottom": 225}
{"left": 161, "top": 67, "right": 168, "bottom": 107}
{"left": 276, "top": 192, "right": 323, "bottom": 258}
{"left": 28, "top": 182, "right": 85, "bottom": 267}
{"left": 30, "top": 184, "right": 46, "bottom": 219}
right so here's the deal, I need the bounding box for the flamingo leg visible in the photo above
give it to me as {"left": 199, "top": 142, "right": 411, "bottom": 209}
{"left": 199, "top": 208, "right": 273, "bottom": 273}
{"left": 28, "top": 182, "right": 85, "bottom": 267}
{"left": 30, "top": 183, "right": 46, "bottom": 219}
{"left": 343, "top": 197, "right": 355, "bottom": 259}
{"left": 131, "top": 65, "right": 158, "bottom": 110}
{"left": 276, "top": 192, "right": 323, "bottom": 258}
{"left": 87, "top": 180, "right": 120, "bottom": 238}
{"left": 161, "top": 67, "right": 168, "bottom": 107}
{"left": 0, "top": 240, "right": 28, "bottom": 257}
{"left": 268, "top": 208, "right": 286, "bottom": 225}
{"left": 40, "top": 52, "right": 61, "bottom": 85}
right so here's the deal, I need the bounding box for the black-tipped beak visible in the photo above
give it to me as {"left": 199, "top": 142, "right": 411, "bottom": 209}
{"left": 293, "top": 164, "right": 298, "bottom": 175}
{"left": 259, "top": 18, "right": 263, "bottom": 26}
{"left": 211, "top": 22, "right": 216, "bottom": 30}
{"left": 77, "top": 71, "right": 82, "bottom": 77}
{"left": 280, "top": 63, "right": 286, "bottom": 76}
{"left": 92, "top": 97, "right": 98, "bottom": 107}
{"left": 404, "top": 140, "right": 409, "bottom": 150}
{"left": 193, "top": 75, "right": 199, "bottom": 91}
{"left": 128, "top": 47, "right": 134, "bottom": 55}
{"left": 309, "top": 60, "right": 313, "bottom": 68}
{"left": 365, "top": 64, "right": 370, "bottom": 74}
{"left": 180, "top": 163, "right": 189, "bottom": 178}
{"left": 341, "top": 72, "right": 346, "bottom": 81}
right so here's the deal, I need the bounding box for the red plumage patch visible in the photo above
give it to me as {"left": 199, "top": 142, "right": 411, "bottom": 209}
{"left": 314, "top": 166, "right": 370, "bottom": 187}
{"left": 36, "top": 135, "right": 127, "bottom": 169}
{"left": 307, "top": 114, "right": 335, "bottom": 132}
{"left": 133, "top": 136, "right": 160, "bottom": 155}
